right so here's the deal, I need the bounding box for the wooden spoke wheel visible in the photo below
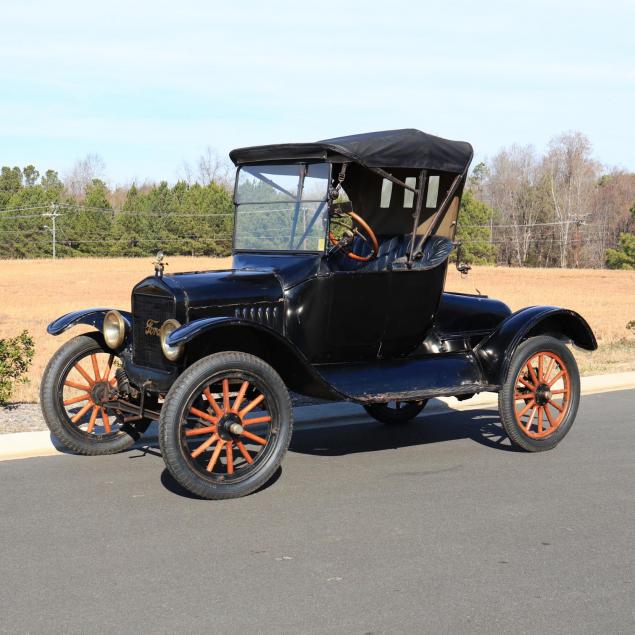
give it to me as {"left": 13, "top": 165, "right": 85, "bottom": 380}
{"left": 364, "top": 399, "right": 428, "bottom": 424}
{"left": 499, "top": 335, "right": 580, "bottom": 452}
{"left": 159, "top": 352, "right": 293, "bottom": 500}
{"left": 40, "top": 333, "right": 144, "bottom": 455}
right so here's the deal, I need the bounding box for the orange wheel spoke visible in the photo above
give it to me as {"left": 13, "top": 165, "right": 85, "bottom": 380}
{"left": 103, "top": 354, "right": 115, "bottom": 382}
{"left": 236, "top": 441, "right": 253, "bottom": 464}
{"left": 242, "top": 416, "right": 271, "bottom": 426}
{"left": 517, "top": 400, "right": 535, "bottom": 419}
{"left": 87, "top": 406, "right": 99, "bottom": 433}
{"left": 543, "top": 356, "right": 556, "bottom": 383}
{"left": 203, "top": 387, "right": 224, "bottom": 418}
{"left": 544, "top": 404, "right": 556, "bottom": 427}
{"left": 206, "top": 439, "right": 225, "bottom": 472}
{"left": 517, "top": 377, "right": 536, "bottom": 391}
{"left": 185, "top": 424, "right": 216, "bottom": 437}
{"left": 513, "top": 393, "right": 533, "bottom": 401}
{"left": 525, "top": 406, "right": 537, "bottom": 431}
{"left": 222, "top": 379, "right": 230, "bottom": 412}
{"left": 101, "top": 408, "right": 111, "bottom": 433}
{"left": 526, "top": 360, "right": 539, "bottom": 386}
{"left": 74, "top": 362, "right": 95, "bottom": 386}
{"left": 226, "top": 443, "right": 234, "bottom": 474}
{"left": 548, "top": 370, "right": 565, "bottom": 387}
{"left": 71, "top": 401, "right": 93, "bottom": 423}
{"left": 538, "top": 407, "right": 543, "bottom": 434}
{"left": 91, "top": 354, "right": 101, "bottom": 382}
{"left": 238, "top": 394, "right": 265, "bottom": 418}
{"left": 64, "top": 380, "right": 91, "bottom": 391}
{"left": 232, "top": 381, "right": 249, "bottom": 413}
{"left": 63, "top": 393, "right": 91, "bottom": 406}
{"left": 241, "top": 430, "right": 267, "bottom": 445}
{"left": 190, "top": 406, "right": 219, "bottom": 424}
{"left": 191, "top": 433, "right": 218, "bottom": 458}
{"left": 549, "top": 399, "right": 564, "bottom": 412}
{"left": 538, "top": 353, "right": 544, "bottom": 382}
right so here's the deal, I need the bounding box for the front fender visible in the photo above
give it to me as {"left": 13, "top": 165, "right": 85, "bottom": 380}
{"left": 47, "top": 308, "right": 132, "bottom": 336}
{"left": 167, "top": 316, "right": 285, "bottom": 348}
{"left": 166, "top": 316, "right": 345, "bottom": 401}
{"left": 475, "top": 306, "right": 597, "bottom": 386}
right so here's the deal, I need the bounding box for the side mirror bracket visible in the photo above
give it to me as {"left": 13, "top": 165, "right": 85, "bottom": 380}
{"left": 453, "top": 241, "right": 471, "bottom": 275}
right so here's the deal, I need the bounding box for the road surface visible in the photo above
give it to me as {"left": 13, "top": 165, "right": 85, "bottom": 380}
{"left": 1, "top": 390, "right": 633, "bottom": 634}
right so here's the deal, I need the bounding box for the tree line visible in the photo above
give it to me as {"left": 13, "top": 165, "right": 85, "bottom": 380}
{"left": 1, "top": 132, "right": 634, "bottom": 267}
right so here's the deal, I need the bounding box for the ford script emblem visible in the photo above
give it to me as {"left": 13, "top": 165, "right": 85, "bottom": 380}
{"left": 145, "top": 319, "right": 161, "bottom": 336}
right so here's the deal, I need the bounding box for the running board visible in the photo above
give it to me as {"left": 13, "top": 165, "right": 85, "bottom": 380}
{"left": 313, "top": 353, "right": 497, "bottom": 403}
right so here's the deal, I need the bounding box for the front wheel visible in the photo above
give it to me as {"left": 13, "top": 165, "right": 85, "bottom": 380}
{"left": 159, "top": 352, "right": 293, "bottom": 500}
{"left": 40, "top": 333, "right": 148, "bottom": 455}
{"left": 499, "top": 335, "right": 580, "bottom": 452}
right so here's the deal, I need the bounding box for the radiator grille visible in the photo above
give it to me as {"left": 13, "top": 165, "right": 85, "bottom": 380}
{"left": 132, "top": 293, "right": 175, "bottom": 369}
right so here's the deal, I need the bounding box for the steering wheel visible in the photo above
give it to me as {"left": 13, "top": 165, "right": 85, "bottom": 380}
{"left": 328, "top": 210, "right": 379, "bottom": 262}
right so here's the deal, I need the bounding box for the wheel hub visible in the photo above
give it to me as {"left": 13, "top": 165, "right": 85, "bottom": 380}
{"left": 534, "top": 383, "right": 552, "bottom": 406}
{"left": 218, "top": 412, "right": 244, "bottom": 440}
{"left": 90, "top": 381, "right": 113, "bottom": 406}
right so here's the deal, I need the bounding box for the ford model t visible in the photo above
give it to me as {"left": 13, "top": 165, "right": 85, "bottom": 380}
{"left": 42, "top": 129, "right": 597, "bottom": 499}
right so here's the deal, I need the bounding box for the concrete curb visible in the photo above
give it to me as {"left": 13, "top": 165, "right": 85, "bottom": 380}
{"left": 2, "top": 371, "right": 634, "bottom": 463}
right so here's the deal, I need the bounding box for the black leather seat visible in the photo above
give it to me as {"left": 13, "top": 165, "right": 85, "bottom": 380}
{"left": 330, "top": 234, "right": 409, "bottom": 272}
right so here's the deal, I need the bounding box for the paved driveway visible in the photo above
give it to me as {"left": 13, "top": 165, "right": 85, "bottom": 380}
{"left": 1, "top": 390, "right": 633, "bottom": 634}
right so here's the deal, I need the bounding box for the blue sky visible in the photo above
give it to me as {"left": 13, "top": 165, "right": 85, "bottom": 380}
{"left": 1, "top": 0, "right": 633, "bottom": 184}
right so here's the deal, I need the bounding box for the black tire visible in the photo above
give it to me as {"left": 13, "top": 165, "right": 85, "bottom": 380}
{"left": 363, "top": 399, "right": 428, "bottom": 424}
{"left": 498, "top": 335, "right": 580, "bottom": 452}
{"left": 40, "top": 333, "right": 144, "bottom": 455}
{"left": 159, "top": 352, "right": 293, "bottom": 500}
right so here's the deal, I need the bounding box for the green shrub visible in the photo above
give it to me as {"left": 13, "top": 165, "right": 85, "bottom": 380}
{"left": 0, "top": 330, "right": 35, "bottom": 405}
{"left": 606, "top": 233, "right": 635, "bottom": 269}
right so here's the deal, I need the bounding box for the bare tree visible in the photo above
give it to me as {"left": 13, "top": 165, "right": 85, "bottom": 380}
{"left": 541, "top": 132, "right": 599, "bottom": 267}
{"left": 196, "top": 147, "right": 232, "bottom": 189}
{"left": 65, "top": 153, "right": 106, "bottom": 201}
{"left": 485, "top": 144, "right": 542, "bottom": 266}
{"left": 587, "top": 170, "right": 635, "bottom": 267}
{"left": 179, "top": 147, "right": 234, "bottom": 191}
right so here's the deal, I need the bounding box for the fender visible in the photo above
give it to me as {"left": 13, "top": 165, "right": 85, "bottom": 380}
{"left": 47, "top": 308, "right": 132, "bottom": 336}
{"left": 166, "top": 316, "right": 346, "bottom": 401}
{"left": 475, "top": 306, "right": 597, "bottom": 386}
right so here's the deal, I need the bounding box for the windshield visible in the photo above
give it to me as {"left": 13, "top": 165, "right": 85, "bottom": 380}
{"left": 234, "top": 163, "right": 330, "bottom": 252}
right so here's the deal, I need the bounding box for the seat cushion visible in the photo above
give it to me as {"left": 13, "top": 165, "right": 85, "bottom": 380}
{"left": 331, "top": 234, "right": 411, "bottom": 271}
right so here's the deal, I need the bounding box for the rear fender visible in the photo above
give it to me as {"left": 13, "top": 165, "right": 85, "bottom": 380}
{"left": 475, "top": 306, "right": 597, "bottom": 385}
{"left": 47, "top": 308, "right": 132, "bottom": 336}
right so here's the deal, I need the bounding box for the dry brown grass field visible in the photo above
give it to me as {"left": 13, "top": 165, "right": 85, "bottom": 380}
{"left": 1, "top": 257, "right": 634, "bottom": 403}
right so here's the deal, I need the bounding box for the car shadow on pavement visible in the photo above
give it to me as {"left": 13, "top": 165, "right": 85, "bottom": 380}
{"left": 289, "top": 408, "right": 516, "bottom": 456}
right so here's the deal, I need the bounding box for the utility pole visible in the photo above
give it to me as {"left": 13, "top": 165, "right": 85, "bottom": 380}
{"left": 42, "top": 203, "right": 61, "bottom": 259}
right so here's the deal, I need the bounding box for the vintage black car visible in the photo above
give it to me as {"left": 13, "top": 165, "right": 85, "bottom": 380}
{"left": 42, "top": 129, "right": 597, "bottom": 499}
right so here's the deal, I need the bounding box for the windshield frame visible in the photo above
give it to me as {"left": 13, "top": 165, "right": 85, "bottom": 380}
{"left": 232, "top": 161, "right": 332, "bottom": 256}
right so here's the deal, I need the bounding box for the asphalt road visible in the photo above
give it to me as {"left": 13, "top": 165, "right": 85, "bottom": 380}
{"left": 1, "top": 390, "right": 634, "bottom": 634}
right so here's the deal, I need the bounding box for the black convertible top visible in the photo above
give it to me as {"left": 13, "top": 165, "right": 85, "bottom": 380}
{"left": 229, "top": 129, "right": 473, "bottom": 174}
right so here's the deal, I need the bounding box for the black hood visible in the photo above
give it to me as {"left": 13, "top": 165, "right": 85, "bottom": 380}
{"left": 133, "top": 269, "right": 283, "bottom": 323}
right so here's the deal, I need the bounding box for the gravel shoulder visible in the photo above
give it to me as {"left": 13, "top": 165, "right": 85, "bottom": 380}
{"left": 0, "top": 403, "right": 46, "bottom": 433}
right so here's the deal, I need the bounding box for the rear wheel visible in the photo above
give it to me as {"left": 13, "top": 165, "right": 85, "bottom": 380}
{"left": 40, "top": 333, "right": 148, "bottom": 455}
{"left": 159, "top": 352, "right": 293, "bottom": 500}
{"left": 499, "top": 335, "right": 580, "bottom": 452}
{"left": 363, "top": 400, "right": 428, "bottom": 424}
